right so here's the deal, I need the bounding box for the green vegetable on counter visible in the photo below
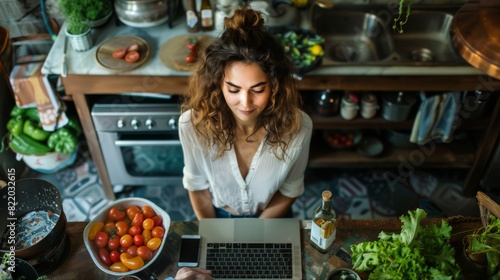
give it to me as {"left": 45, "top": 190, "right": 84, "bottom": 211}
{"left": 6, "top": 116, "right": 25, "bottom": 137}
{"left": 47, "top": 127, "right": 77, "bottom": 154}
{"left": 9, "top": 133, "right": 52, "bottom": 155}
{"left": 10, "top": 106, "right": 40, "bottom": 121}
{"left": 350, "top": 208, "right": 462, "bottom": 280}
{"left": 23, "top": 119, "right": 51, "bottom": 141}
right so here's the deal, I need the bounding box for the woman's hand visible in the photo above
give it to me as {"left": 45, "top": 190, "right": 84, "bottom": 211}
{"left": 175, "top": 267, "right": 213, "bottom": 280}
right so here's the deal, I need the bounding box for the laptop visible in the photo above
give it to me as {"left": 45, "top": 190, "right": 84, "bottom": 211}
{"left": 199, "top": 218, "right": 302, "bottom": 280}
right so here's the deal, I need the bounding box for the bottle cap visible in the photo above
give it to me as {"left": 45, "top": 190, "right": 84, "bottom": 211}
{"left": 322, "top": 190, "right": 332, "bottom": 201}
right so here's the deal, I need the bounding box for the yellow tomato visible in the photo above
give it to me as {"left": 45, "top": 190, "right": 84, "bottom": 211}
{"left": 87, "top": 221, "right": 104, "bottom": 240}
{"left": 146, "top": 237, "right": 162, "bottom": 251}
{"left": 143, "top": 218, "right": 154, "bottom": 230}
{"left": 142, "top": 229, "right": 152, "bottom": 244}
{"left": 120, "top": 253, "right": 145, "bottom": 270}
{"left": 109, "top": 262, "right": 129, "bottom": 272}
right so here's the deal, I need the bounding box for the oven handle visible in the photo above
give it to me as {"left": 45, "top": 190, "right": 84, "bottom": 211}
{"left": 115, "top": 140, "right": 181, "bottom": 146}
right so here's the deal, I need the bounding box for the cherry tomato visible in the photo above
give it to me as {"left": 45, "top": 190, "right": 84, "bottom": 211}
{"left": 133, "top": 234, "right": 144, "bottom": 246}
{"left": 126, "top": 206, "right": 141, "bottom": 221}
{"left": 120, "top": 234, "right": 133, "bottom": 248}
{"left": 151, "top": 215, "right": 162, "bottom": 227}
{"left": 110, "top": 262, "right": 129, "bottom": 272}
{"left": 186, "top": 37, "right": 198, "bottom": 51}
{"left": 104, "top": 221, "right": 116, "bottom": 234}
{"left": 146, "top": 237, "right": 162, "bottom": 251}
{"left": 143, "top": 218, "right": 154, "bottom": 230}
{"left": 129, "top": 225, "right": 142, "bottom": 236}
{"left": 95, "top": 231, "right": 109, "bottom": 248}
{"left": 118, "top": 246, "right": 128, "bottom": 254}
{"left": 125, "top": 51, "right": 140, "bottom": 63}
{"left": 142, "top": 229, "right": 152, "bottom": 244}
{"left": 141, "top": 206, "right": 156, "bottom": 218}
{"left": 132, "top": 213, "right": 144, "bottom": 228}
{"left": 115, "top": 221, "right": 129, "bottom": 237}
{"left": 98, "top": 248, "right": 112, "bottom": 266}
{"left": 88, "top": 221, "right": 104, "bottom": 240}
{"left": 137, "top": 246, "right": 153, "bottom": 261}
{"left": 120, "top": 253, "right": 145, "bottom": 270}
{"left": 151, "top": 226, "right": 165, "bottom": 239}
{"left": 108, "top": 236, "right": 120, "bottom": 250}
{"left": 110, "top": 250, "right": 121, "bottom": 263}
{"left": 112, "top": 48, "right": 126, "bottom": 59}
{"left": 108, "top": 206, "right": 126, "bottom": 221}
{"left": 126, "top": 245, "right": 138, "bottom": 257}
{"left": 185, "top": 53, "right": 196, "bottom": 64}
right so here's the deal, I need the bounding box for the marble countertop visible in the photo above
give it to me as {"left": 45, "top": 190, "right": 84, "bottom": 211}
{"left": 42, "top": 15, "right": 484, "bottom": 77}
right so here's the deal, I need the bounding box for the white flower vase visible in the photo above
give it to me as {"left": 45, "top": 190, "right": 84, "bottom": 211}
{"left": 65, "top": 26, "right": 93, "bottom": 52}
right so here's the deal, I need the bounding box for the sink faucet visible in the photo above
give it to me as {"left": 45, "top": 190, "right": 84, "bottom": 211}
{"left": 309, "top": 0, "right": 335, "bottom": 33}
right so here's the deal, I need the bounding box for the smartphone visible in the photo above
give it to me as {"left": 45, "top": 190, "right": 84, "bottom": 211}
{"left": 178, "top": 234, "right": 201, "bottom": 267}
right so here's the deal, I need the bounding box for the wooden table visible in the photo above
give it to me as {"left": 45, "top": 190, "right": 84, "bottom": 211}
{"left": 48, "top": 218, "right": 482, "bottom": 280}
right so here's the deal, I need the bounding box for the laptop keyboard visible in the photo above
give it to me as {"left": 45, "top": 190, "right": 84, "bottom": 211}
{"left": 205, "top": 242, "right": 294, "bottom": 279}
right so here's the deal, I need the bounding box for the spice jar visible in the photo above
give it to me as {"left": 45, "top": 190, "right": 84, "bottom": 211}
{"left": 340, "top": 92, "right": 359, "bottom": 120}
{"left": 360, "top": 93, "right": 378, "bottom": 119}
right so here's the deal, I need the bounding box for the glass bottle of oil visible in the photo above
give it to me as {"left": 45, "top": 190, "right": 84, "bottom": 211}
{"left": 200, "top": 0, "right": 214, "bottom": 31}
{"left": 310, "top": 190, "right": 337, "bottom": 253}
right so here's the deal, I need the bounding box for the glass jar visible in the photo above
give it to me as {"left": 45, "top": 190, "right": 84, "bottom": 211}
{"left": 340, "top": 92, "right": 359, "bottom": 120}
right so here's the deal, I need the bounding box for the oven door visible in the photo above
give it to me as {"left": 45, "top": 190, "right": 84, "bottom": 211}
{"left": 97, "top": 131, "right": 184, "bottom": 186}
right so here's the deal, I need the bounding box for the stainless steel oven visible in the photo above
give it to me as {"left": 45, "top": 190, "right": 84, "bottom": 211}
{"left": 91, "top": 94, "right": 183, "bottom": 188}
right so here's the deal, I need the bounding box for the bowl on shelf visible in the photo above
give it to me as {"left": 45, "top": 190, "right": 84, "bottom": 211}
{"left": 83, "top": 198, "right": 171, "bottom": 276}
{"left": 357, "top": 136, "right": 384, "bottom": 158}
{"left": 323, "top": 130, "right": 362, "bottom": 149}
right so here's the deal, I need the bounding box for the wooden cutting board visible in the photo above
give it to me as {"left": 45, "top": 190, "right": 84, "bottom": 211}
{"left": 159, "top": 34, "right": 214, "bottom": 71}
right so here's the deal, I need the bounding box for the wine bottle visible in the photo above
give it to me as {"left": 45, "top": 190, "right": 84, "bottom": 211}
{"left": 310, "top": 190, "right": 337, "bottom": 253}
{"left": 200, "top": 0, "right": 214, "bottom": 31}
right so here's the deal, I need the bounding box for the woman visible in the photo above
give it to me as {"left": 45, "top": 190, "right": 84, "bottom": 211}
{"left": 179, "top": 6, "right": 312, "bottom": 219}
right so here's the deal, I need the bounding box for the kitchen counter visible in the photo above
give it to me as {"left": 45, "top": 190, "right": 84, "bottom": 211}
{"left": 47, "top": 218, "right": 482, "bottom": 280}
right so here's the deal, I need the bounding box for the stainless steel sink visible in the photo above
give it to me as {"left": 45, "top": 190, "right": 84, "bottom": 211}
{"left": 310, "top": 6, "right": 467, "bottom": 66}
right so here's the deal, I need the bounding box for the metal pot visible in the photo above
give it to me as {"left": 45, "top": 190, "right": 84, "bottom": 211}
{"left": 313, "top": 89, "right": 341, "bottom": 116}
{"left": 0, "top": 179, "right": 66, "bottom": 266}
{"left": 114, "top": 0, "right": 179, "bottom": 28}
{"left": 381, "top": 91, "right": 417, "bottom": 122}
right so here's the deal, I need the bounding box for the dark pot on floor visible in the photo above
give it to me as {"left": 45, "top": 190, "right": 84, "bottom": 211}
{"left": 0, "top": 178, "right": 67, "bottom": 266}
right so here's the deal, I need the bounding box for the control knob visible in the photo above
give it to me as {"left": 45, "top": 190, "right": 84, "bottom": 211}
{"left": 168, "top": 118, "right": 177, "bottom": 129}
{"left": 117, "top": 119, "right": 125, "bottom": 128}
{"left": 145, "top": 119, "right": 155, "bottom": 129}
{"left": 131, "top": 119, "right": 140, "bottom": 130}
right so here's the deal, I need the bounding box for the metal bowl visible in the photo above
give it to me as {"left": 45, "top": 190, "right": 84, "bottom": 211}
{"left": 114, "top": 0, "right": 174, "bottom": 28}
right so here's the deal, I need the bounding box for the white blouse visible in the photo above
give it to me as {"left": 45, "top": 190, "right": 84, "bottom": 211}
{"left": 178, "top": 110, "right": 313, "bottom": 215}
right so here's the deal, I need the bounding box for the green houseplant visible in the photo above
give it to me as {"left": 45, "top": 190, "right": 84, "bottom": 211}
{"left": 57, "top": 0, "right": 113, "bottom": 29}
{"left": 463, "top": 216, "right": 500, "bottom": 278}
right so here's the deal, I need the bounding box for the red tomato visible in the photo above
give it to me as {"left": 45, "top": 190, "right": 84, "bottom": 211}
{"left": 104, "top": 221, "right": 116, "bottom": 234}
{"left": 151, "top": 226, "right": 165, "bottom": 239}
{"left": 141, "top": 206, "right": 156, "bottom": 218}
{"left": 108, "top": 236, "right": 120, "bottom": 250}
{"left": 88, "top": 221, "right": 104, "bottom": 240}
{"left": 112, "top": 48, "right": 126, "bottom": 59}
{"left": 133, "top": 234, "right": 144, "bottom": 246}
{"left": 126, "top": 206, "right": 141, "bottom": 221}
{"left": 110, "top": 250, "right": 121, "bottom": 263}
{"left": 108, "top": 206, "right": 126, "bottom": 221}
{"left": 125, "top": 51, "right": 140, "bottom": 63}
{"left": 151, "top": 215, "right": 162, "bottom": 227}
{"left": 115, "top": 221, "right": 129, "bottom": 237}
{"left": 132, "top": 213, "right": 144, "bottom": 228}
{"left": 129, "top": 225, "right": 142, "bottom": 236}
{"left": 146, "top": 237, "right": 162, "bottom": 251}
{"left": 137, "top": 246, "right": 153, "bottom": 261}
{"left": 185, "top": 53, "right": 196, "bottom": 64}
{"left": 95, "top": 231, "right": 109, "bottom": 248}
{"left": 98, "top": 248, "right": 113, "bottom": 266}
{"left": 126, "top": 245, "right": 138, "bottom": 257}
{"left": 143, "top": 218, "right": 154, "bottom": 230}
{"left": 186, "top": 37, "right": 198, "bottom": 51}
{"left": 120, "top": 234, "right": 133, "bottom": 248}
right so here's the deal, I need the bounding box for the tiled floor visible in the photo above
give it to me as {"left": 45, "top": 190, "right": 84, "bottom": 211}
{"left": 23, "top": 150, "right": 485, "bottom": 222}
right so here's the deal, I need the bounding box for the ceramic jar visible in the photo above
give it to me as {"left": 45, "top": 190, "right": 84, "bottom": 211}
{"left": 360, "top": 92, "right": 378, "bottom": 119}
{"left": 340, "top": 92, "right": 359, "bottom": 120}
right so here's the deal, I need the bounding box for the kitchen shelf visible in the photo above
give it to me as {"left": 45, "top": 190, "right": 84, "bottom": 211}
{"left": 308, "top": 136, "right": 477, "bottom": 169}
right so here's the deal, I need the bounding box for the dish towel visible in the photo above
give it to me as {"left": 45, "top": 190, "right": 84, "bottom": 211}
{"left": 9, "top": 55, "right": 68, "bottom": 131}
{"left": 410, "top": 91, "right": 462, "bottom": 145}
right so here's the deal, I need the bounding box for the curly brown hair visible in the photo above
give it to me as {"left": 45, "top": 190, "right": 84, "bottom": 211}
{"left": 181, "top": 5, "right": 303, "bottom": 159}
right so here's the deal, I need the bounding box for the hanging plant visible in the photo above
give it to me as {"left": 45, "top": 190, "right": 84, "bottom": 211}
{"left": 393, "top": 0, "right": 412, "bottom": 33}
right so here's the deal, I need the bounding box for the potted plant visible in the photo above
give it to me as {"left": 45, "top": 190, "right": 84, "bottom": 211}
{"left": 57, "top": 0, "right": 113, "bottom": 28}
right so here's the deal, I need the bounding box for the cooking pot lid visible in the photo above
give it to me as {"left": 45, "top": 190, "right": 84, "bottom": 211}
{"left": 382, "top": 92, "right": 417, "bottom": 106}
{"left": 452, "top": 0, "right": 500, "bottom": 79}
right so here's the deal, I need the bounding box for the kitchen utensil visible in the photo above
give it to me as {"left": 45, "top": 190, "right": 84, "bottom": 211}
{"left": 360, "top": 92, "right": 378, "bottom": 119}
{"left": 381, "top": 91, "right": 417, "bottom": 122}
{"left": 84, "top": 197, "right": 171, "bottom": 276}
{"left": 114, "top": 0, "right": 178, "bottom": 28}
{"left": 159, "top": 34, "right": 214, "bottom": 71}
{"left": 61, "top": 35, "right": 68, "bottom": 77}
{"left": 326, "top": 268, "right": 361, "bottom": 280}
{"left": 95, "top": 36, "right": 150, "bottom": 72}
{"left": 0, "top": 179, "right": 67, "bottom": 267}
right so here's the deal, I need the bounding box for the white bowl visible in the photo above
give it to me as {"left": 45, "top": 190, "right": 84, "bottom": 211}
{"left": 83, "top": 198, "right": 171, "bottom": 276}
{"left": 15, "top": 149, "right": 77, "bottom": 173}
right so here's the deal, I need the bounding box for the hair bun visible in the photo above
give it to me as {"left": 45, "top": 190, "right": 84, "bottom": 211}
{"left": 224, "top": 5, "right": 266, "bottom": 39}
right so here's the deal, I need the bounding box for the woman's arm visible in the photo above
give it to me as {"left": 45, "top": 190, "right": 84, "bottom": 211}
{"left": 188, "top": 189, "right": 217, "bottom": 219}
{"left": 259, "top": 191, "right": 296, "bottom": 218}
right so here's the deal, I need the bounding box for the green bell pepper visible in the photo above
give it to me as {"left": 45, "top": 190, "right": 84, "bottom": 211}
{"left": 6, "top": 116, "right": 25, "bottom": 137}
{"left": 47, "top": 127, "right": 77, "bottom": 154}
{"left": 9, "top": 133, "right": 52, "bottom": 155}
{"left": 66, "top": 117, "right": 82, "bottom": 137}
{"left": 10, "top": 106, "right": 39, "bottom": 121}
{"left": 10, "top": 106, "right": 26, "bottom": 117}
{"left": 23, "top": 120, "right": 51, "bottom": 141}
